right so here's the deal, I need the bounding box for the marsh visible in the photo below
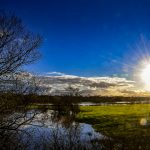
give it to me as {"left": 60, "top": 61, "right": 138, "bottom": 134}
{"left": 1, "top": 101, "right": 150, "bottom": 150}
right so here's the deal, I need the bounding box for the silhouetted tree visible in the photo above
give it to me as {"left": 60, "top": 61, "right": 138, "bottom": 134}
{"left": 0, "top": 12, "right": 42, "bottom": 76}
{"left": 0, "top": 12, "right": 42, "bottom": 148}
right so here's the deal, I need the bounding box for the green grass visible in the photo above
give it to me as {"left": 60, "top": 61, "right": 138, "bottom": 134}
{"left": 76, "top": 104, "right": 150, "bottom": 139}
{"left": 26, "top": 103, "right": 52, "bottom": 109}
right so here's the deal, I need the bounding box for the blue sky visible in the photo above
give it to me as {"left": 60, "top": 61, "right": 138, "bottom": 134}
{"left": 1, "top": 0, "right": 150, "bottom": 77}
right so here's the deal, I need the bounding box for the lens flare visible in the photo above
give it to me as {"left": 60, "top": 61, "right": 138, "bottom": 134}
{"left": 140, "top": 64, "right": 150, "bottom": 89}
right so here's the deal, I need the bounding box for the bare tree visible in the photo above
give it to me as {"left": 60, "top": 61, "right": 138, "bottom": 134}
{"left": 0, "top": 11, "right": 42, "bottom": 116}
{"left": 0, "top": 12, "right": 42, "bottom": 76}
{"left": 0, "top": 12, "right": 43, "bottom": 149}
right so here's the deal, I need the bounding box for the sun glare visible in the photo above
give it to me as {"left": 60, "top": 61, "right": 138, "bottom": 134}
{"left": 140, "top": 64, "right": 150, "bottom": 87}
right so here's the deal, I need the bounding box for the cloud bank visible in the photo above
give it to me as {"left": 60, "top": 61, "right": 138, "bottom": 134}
{"left": 37, "top": 72, "right": 147, "bottom": 96}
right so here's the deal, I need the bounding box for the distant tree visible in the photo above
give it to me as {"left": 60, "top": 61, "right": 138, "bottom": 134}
{"left": 0, "top": 12, "right": 42, "bottom": 76}
{"left": 65, "top": 85, "right": 81, "bottom": 96}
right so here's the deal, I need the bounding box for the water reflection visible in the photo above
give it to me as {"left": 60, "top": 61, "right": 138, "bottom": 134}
{"left": 1, "top": 102, "right": 150, "bottom": 149}
{"left": 22, "top": 116, "right": 104, "bottom": 149}
{"left": 0, "top": 103, "right": 105, "bottom": 150}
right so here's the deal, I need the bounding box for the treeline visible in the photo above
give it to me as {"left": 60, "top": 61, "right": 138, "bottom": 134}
{"left": 10, "top": 94, "right": 150, "bottom": 104}
{"left": 1, "top": 92, "right": 150, "bottom": 108}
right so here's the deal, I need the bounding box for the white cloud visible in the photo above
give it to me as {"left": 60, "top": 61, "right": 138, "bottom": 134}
{"left": 37, "top": 72, "right": 143, "bottom": 96}
{"left": 4, "top": 71, "right": 148, "bottom": 96}
{"left": 46, "top": 72, "right": 66, "bottom": 76}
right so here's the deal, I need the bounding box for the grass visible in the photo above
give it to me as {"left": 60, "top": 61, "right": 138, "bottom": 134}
{"left": 76, "top": 104, "right": 150, "bottom": 139}
{"left": 27, "top": 103, "right": 52, "bottom": 109}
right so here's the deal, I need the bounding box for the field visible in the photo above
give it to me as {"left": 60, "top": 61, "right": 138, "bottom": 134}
{"left": 2, "top": 94, "right": 150, "bottom": 149}
{"left": 76, "top": 104, "right": 150, "bottom": 139}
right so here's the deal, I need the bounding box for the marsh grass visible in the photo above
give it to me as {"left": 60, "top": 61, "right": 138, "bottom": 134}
{"left": 76, "top": 104, "right": 150, "bottom": 139}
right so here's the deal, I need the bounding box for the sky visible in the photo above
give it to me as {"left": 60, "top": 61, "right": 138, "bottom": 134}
{"left": 1, "top": 0, "right": 150, "bottom": 78}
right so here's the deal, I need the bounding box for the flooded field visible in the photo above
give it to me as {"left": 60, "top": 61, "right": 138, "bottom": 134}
{"left": 1, "top": 103, "right": 150, "bottom": 149}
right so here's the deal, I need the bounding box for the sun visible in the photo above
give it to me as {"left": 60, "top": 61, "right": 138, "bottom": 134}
{"left": 140, "top": 64, "right": 150, "bottom": 87}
